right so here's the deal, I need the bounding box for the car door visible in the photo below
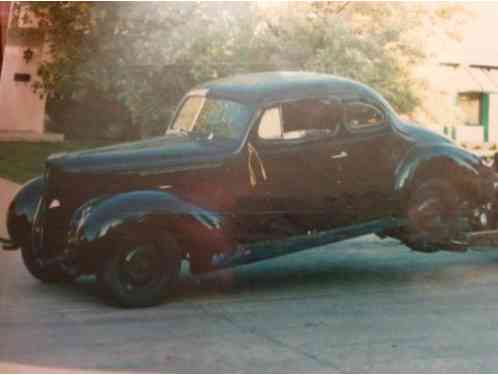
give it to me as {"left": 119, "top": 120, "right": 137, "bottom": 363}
{"left": 239, "top": 98, "right": 345, "bottom": 238}
{"left": 331, "top": 99, "right": 401, "bottom": 223}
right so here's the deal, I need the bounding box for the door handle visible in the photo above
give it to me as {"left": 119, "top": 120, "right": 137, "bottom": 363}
{"left": 330, "top": 151, "right": 348, "bottom": 159}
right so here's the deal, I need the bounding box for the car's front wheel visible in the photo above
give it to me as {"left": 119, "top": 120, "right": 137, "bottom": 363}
{"left": 97, "top": 237, "right": 181, "bottom": 308}
{"left": 21, "top": 244, "right": 77, "bottom": 283}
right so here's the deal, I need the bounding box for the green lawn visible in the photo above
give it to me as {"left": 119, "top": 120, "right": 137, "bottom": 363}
{"left": 0, "top": 141, "right": 111, "bottom": 184}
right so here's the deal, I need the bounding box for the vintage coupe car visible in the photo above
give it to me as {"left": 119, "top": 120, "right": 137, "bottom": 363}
{"left": 2, "top": 72, "right": 498, "bottom": 307}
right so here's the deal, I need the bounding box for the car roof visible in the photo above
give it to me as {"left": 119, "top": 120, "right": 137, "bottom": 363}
{"left": 197, "top": 71, "right": 378, "bottom": 106}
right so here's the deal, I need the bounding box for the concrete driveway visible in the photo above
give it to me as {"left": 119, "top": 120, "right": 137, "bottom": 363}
{"left": 2, "top": 178, "right": 498, "bottom": 372}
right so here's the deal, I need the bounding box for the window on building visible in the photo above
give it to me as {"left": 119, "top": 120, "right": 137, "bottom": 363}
{"left": 458, "top": 92, "right": 482, "bottom": 126}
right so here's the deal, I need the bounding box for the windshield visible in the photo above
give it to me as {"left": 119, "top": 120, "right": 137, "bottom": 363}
{"left": 168, "top": 96, "right": 253, "bottom": 142}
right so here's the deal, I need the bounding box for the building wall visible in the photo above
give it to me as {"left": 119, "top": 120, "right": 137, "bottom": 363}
{"left": 454, "top": 125, "right": 484, "bottom": 145}
{"left": 0, "top": 2, "right": 10, "bottom": 61}
{"left": 0, "top": 3, "right": 47, "bottom": 134}
{"left": 415, "top": 64, "right": 498, "bottom": 147}
{"left": 413, "top": 3, "right": 498, "bottom": 148}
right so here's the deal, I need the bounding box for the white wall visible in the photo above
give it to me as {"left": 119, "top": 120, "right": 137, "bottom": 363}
{"left": 454, "top": 125, "right": 484, "bottom": 145}
{"left": 0, "top": 19, "right": 47, "bottom": 134}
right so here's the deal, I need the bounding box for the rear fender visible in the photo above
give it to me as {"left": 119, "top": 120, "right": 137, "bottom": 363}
{"left": 67, "top": 190, "right": 227, "bottom": 263}
{"left": 395, "top": 144, "right": 486, "bottom": 209}
{"left": 395, "top": 144, "right": 483, "bottom": 207}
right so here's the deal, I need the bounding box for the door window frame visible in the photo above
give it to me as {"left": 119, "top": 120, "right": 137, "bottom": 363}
{"left": 255, "top": 96, "right": 344, "bottom": 146}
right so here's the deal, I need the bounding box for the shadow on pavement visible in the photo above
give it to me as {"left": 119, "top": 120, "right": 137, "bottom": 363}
{"left": 43, "top": 245, "right": 498, "bottom": 307}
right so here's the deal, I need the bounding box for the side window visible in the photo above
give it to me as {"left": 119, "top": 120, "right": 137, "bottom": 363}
{"left": 258, "top": 98, "right": 342, "bottom": 141}
{"left": 258, "top": 107, "right": 283, "bottom": 140}
{"left": 345, "top": 102, "right": 385, "bottom": 131}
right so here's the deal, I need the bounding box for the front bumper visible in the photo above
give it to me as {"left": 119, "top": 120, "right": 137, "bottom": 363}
{"left": 0, "top": 237, "right": 18, "bottom": 251}
{"left": 1, "top": 191, "right": 48, "bottom": 252}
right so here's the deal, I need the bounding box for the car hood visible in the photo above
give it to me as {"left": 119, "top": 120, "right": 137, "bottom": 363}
{"left": 46, "top": 135, "right": 236, "bottom": 175}
{"left": 396, "top": 121, "right": 453, "bottom": 145}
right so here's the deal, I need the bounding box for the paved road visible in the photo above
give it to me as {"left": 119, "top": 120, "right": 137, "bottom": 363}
{"left": 2, "top": 178, "right": 498, "bottom": 372}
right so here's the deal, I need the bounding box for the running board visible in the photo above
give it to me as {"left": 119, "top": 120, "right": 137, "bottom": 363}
{"left": 465, "top": 229, "right": 498, "bottom": 248}
{"left": 216, "top": 217, "right": 405, "bottom": 269}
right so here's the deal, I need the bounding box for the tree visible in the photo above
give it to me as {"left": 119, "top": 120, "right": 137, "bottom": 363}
{"left": 14, "top": 2, "right": 465, "bottom": 138}
{"left": 255, "top": 2, "right": 466, "bottom": 113}
{"left": 15, "top": 2, "right": 202, "bottom": 138}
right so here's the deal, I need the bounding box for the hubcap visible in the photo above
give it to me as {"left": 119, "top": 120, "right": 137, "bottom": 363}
{"left": 119, "top": 245, "right": 161, "bottom": 290}
{"left": 409, "top": 197, "right": 446, "bottom": 233}
{"left": 408, "top": 191, "right": 469, "bottom": 245}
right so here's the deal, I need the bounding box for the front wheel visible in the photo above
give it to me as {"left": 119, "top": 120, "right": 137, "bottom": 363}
{"left": 97, "top": 237, "right": 181, "bottom": 308}
{"left": 21, "top": 244, "right": 77, "bottom": 283}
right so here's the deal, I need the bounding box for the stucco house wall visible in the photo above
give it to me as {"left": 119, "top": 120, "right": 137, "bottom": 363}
{"left": 0, "top": 2, "right": 47, "bottom": 134}
{"left": 414, "top": 3, "right": 498, "bottom": 150}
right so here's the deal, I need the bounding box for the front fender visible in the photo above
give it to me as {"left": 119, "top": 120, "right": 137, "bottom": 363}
{"left": 394, "top": 144, "right": 484, "bottom": 204}
{"left": 6, "top": 176, "right": 45, "bottom": 247}
{"left": 67, "top": 190, "right": 226, "bottom": 261}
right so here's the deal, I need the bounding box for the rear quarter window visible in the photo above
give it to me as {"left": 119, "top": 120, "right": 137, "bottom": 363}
{"left": 345, "top": 102, "right": 385, "bottom": 132}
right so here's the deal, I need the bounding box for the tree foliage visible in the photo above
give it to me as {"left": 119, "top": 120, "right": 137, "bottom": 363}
{"left": 14, "top": 1, "right": 464, "bottom": 138}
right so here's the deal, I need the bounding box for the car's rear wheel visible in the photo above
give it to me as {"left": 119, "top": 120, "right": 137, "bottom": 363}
{"left": 97, "top": 237, "right": 181, "bottom": 308}
{"left": 21, "top": 244, "right": 77, "bottom": 283}
{"left": 189, "top": 251, "right": 213, "bottom": 275}
{"left": 405, "top": 180, "right": 469, "bottom": 252}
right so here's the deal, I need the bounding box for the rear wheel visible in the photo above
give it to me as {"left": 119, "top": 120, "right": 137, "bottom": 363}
{"left": 97, "top": 237, "right": 181, "bottom": 308}
{"left": 189, "top": 251, "right": 213, "bottom": 275}
{"left": 21, "top": 244, "right": 76, "bottom": 283}
{"left": 404, "top": 180, "right": 469, "bottom": 252}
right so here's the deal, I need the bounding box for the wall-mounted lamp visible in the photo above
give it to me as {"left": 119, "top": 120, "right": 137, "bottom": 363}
{"left": 23, "top": 48, "right": 34, "bottom": 64}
